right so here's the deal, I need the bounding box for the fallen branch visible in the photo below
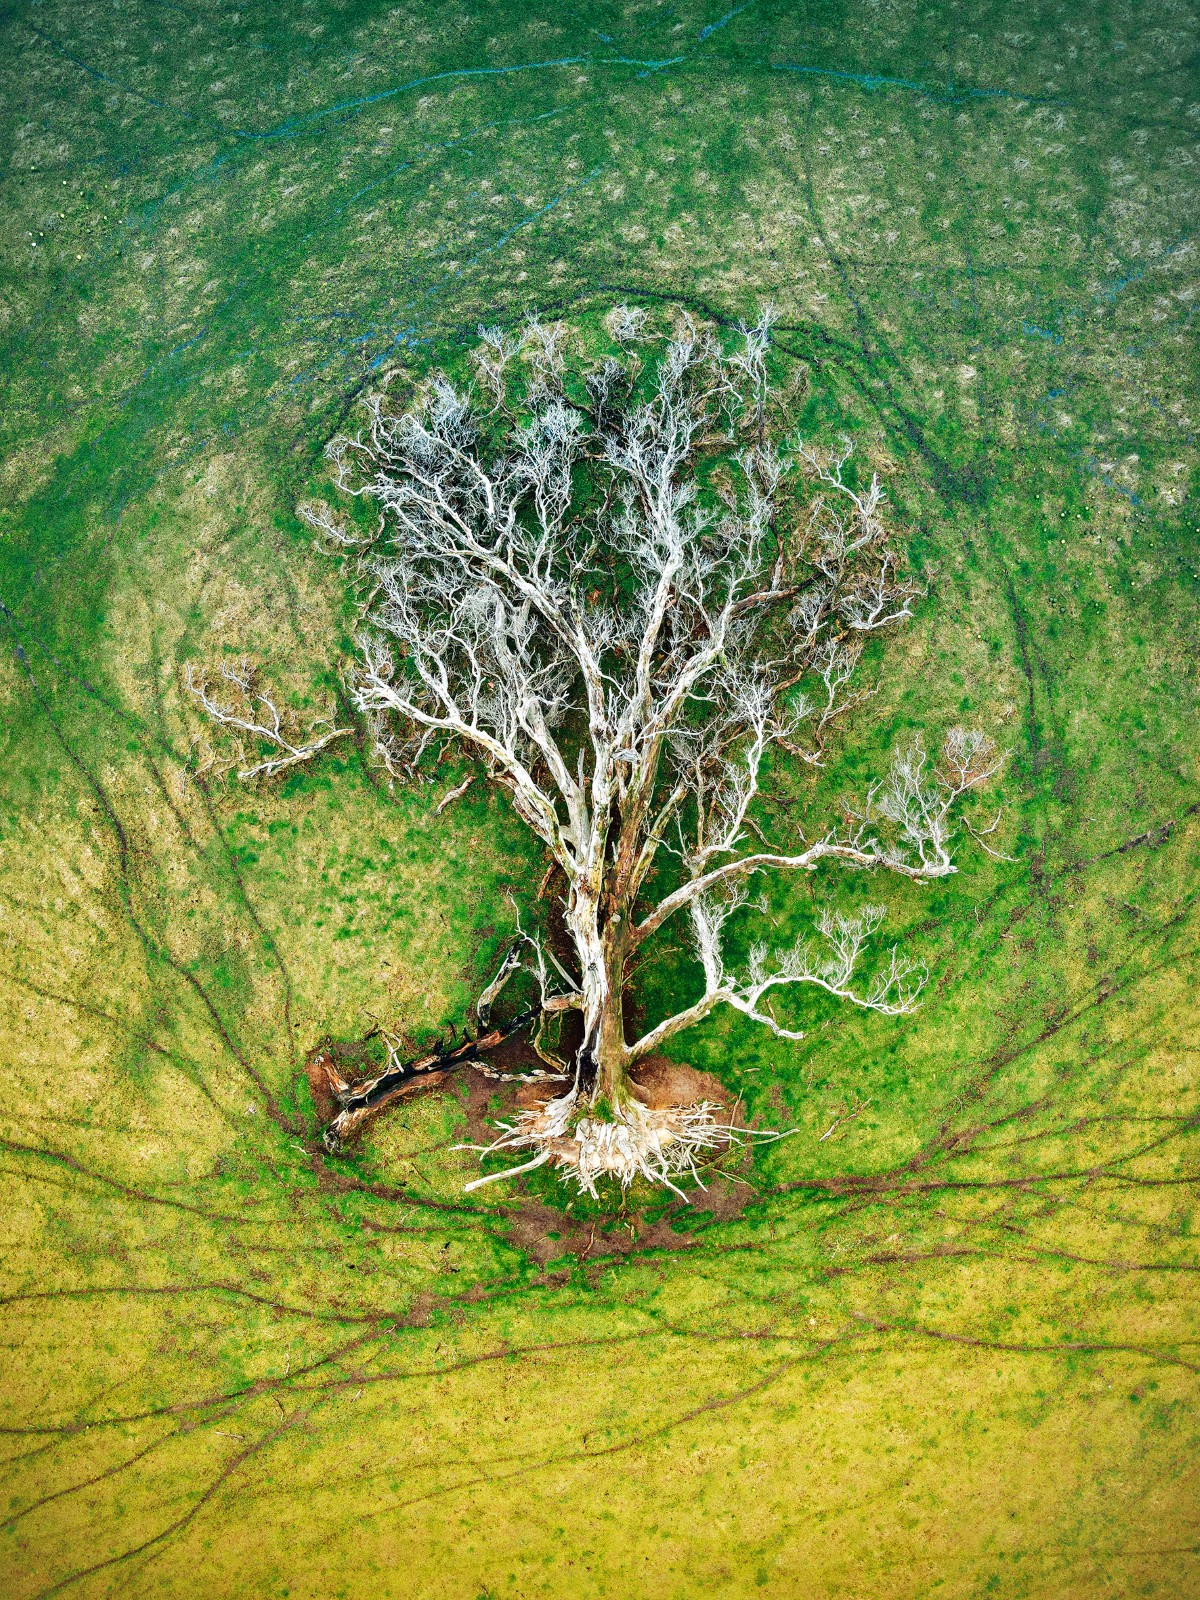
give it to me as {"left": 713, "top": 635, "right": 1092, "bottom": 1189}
{"left": 185, "top": 661, "right": 351, "bottom": 781}
{"left": 318, "top": 1008, "right": 565, "bottom": 1152}
{"left": 435, "top": 773, "right": 476, "bottom": 815}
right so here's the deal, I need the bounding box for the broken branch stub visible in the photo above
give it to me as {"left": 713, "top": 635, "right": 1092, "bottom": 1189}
{"left": 318, "top": 1008, "right": 565, "bottom": 1152}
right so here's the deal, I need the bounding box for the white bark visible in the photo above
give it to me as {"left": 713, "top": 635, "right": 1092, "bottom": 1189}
{"left": 184, "top": 661, "right": 351, "bottom": 781}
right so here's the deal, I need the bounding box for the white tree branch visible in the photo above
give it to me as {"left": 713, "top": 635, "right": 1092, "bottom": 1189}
{"left": 185, "top": 662, "right": 351, "bottom": 782}
{"left": 189, "top": 309, "right": 1006, "bottom": 1179}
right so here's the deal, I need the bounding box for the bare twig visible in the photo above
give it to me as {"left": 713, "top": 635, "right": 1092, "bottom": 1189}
{"left": 185, "top": 661, "right": 351, "bottom": 781}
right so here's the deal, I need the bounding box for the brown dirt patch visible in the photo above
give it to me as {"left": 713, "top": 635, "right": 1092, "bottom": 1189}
{"left": 306, "top": 1050, "right": 348, "bottom": 1123}
{"left": 629, "top": 1055, "right": 733, "bottom": 1111}
{"left": 455, "top": 1035, "right": 570, "bottom": 1142}
{"left": 503, "top": 1203, "right": 701, "bottom": 1269}
{"left": 506, "top": 1052, "right": 734, "bottom": 1114}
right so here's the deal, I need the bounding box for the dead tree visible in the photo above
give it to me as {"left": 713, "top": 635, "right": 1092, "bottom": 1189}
{"left": 194, "top": 306, "right": 1002, "bottom": 1195}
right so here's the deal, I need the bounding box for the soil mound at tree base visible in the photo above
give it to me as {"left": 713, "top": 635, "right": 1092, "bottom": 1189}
{"left": 513, "top": 1055, "right": 731, "bottom": 1113}
{"left": 629, "top": 1056, "right": 732, "bottom": 1111}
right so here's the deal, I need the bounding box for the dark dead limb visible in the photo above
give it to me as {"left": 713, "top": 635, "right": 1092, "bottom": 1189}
{"left": 315, "top": 936, "right": 575, "bottom": 1152}
{"left": 317, "top": 1005, "right": 565, "bottom": 1153}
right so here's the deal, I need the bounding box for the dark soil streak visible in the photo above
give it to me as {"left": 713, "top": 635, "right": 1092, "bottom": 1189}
{"left": 853, "top": 1311, "right": 1200, "bottom": 1373}
{"left": 9, "top": 643, "right": 290, "bottom": 1126}
{"left": 0, "top": 1136, "right": 296, "bottom": 1228}
{"left": 1, "top": 1431, "right": 168, "bottom": 1531}
{"left": 0, "top": 1280, "right": 397, "bottom": 1325}
{"left": 28, "top": 1408, "right": 308, "bottom": 1600}
{"left": 378, "top": 1338, "right": 848, "bottom": 1519}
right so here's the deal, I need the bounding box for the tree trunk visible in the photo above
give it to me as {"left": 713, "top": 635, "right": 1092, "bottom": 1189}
{"left": 565, "top": 888, "right": 633, "bottom": 1111}
{"left": 587, "top": 988, "right": 633, "bottom": 1109}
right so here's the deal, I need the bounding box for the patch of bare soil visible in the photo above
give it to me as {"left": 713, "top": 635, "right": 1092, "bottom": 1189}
{"left": 307, "top": 1046, "right": 360, "bottom": 1122}
{"left": 629, "top": 1055, "right": 733, "bottom": 1112}
{"left": 307, "top": 1053, "right": 340, "bottom": 1124}
{"left": 502, "top": 1052, "right": 732, "bottom": 1115}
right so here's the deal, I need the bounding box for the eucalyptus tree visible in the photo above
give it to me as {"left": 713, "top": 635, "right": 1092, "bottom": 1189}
{"left": 192, "top": 306, "right": 1000, "bottom": 1195}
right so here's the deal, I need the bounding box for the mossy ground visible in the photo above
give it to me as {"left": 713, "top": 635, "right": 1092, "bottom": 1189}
{"left": 1, "top": 1, "right": 1198, "bottom": 1596}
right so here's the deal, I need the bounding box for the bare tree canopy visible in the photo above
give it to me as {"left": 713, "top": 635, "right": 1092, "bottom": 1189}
{"left": 193, "top": 305, "right": 1002, "bottom": 1196}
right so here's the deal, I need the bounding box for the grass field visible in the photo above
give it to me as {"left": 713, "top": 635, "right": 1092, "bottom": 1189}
{"left": 1, "top": 1, "right": 1198, "bottom": 1596}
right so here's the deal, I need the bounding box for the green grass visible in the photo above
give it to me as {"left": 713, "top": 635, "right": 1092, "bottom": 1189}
{"left": 1, "top": 1, "right": 1198, "bottom": 1596}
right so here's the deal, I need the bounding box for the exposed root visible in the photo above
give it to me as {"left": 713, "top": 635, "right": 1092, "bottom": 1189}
{"left": 459, "top": 1088, "right": 777, "bottom": 1201}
